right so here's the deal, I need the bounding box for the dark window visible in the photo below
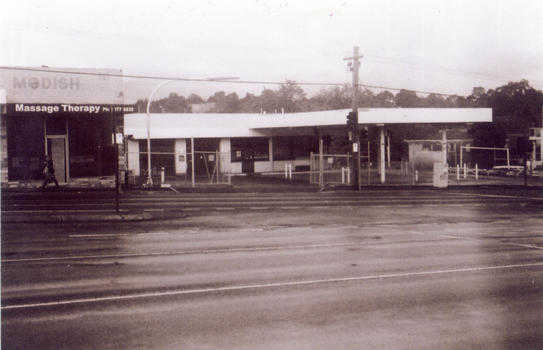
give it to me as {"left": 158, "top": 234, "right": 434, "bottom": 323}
{"left": 68, "top": 114, "right": 115, "bottom": 177}
{"left": 6, "top": 116, "right": 45, "bottom": 180}
{"left": 272, "top": 136, "right": 318, "bottom": 161}
{"left": 231, "top": 137, "right": 269, "bottom": 162}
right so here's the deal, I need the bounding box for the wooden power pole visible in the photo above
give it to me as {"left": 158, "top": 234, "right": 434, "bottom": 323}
{"left": 344, "top": 47, "right": 363, "bottom": 189}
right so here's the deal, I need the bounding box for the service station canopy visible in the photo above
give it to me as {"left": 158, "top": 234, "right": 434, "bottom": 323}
{"left": 125, "top": 108, "right": 492, "bottom": 140}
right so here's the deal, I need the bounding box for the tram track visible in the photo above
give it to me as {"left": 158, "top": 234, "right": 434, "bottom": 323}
{"left": 2, "top": 190, "right": 537, "bottom": 214}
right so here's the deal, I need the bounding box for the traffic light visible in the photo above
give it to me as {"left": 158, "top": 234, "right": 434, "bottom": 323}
{"left": 346, "top": 111, "right": 358, "bottom": 133}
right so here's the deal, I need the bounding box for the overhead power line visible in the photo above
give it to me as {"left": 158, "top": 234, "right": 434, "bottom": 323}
{"left": 0, "top": 66, "right": 485, "bottom": 99}
{"left": 359, "top": 80, "right": 453, "bottom": 97}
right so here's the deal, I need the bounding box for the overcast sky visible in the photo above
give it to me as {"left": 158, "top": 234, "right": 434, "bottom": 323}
{"left": 1, "top": 0, "right": 542, "bottom": 103}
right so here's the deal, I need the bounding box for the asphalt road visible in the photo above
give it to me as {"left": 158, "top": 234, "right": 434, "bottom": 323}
{"left": 2, "top": 188, "right": 543, "bottom": 349}
{"left": 2, "top": 186, "right": 542, "bottom": 219}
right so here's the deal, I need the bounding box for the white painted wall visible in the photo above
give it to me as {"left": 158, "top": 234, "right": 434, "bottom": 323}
{"left": 175, "top": 139, "right": 187, "bottom": 175}
{"left": 127, "top": 139, "right": 140, "bottom": 176}
{"left": 254, "top": 161, "right": 272, "bottom": 173}
{"left": 219, "top": 138, "right": 231, "bottom": 174}
{"left": 231, "top": 162, "right": 242, "bottom": 174}
{"left": 272, "top": 159, "right": 310, "bottom": 172}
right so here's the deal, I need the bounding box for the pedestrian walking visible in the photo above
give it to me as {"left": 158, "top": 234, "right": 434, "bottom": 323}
{"left": 41, "top": 156, "right": 59, "bottom": 189}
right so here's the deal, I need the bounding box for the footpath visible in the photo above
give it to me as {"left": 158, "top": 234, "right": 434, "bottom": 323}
{"left": 2, "top": 171, "right": 541, "bottom": 223}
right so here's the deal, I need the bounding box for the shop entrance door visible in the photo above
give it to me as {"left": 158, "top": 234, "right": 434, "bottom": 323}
{"left": 46, "top": 137, "right": 68, "bottom": 183}
{"left": 241, "top": 148, "right": 255, "bottom": 173}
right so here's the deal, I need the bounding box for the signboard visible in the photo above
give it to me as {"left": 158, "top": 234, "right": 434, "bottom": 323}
{"left": 0, "top": 67, "right": 124, "bottom": 104}
{"left": 6, "top": 103, "right": 136, "bottom": 115}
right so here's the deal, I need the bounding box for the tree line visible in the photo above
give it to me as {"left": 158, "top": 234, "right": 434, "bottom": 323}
{"left": 136, "top": 79, "right": 543, "bottom": 156}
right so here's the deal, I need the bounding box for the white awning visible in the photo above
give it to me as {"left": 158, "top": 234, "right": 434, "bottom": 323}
{"left": 124, "top": 108, "right": 492, "bottom": 139}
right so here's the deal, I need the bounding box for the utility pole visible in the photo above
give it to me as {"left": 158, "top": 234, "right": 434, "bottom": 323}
{"left": 344, "top": 47, "right": 363, "bottom": 190}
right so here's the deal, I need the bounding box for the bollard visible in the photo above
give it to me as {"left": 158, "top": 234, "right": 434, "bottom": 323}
{"left": 456, "top": 164, "right": 460, "bottom": 181}
{"left": 285, "top": 164, "right": 292, "bottom": 179}
{"left": 161, "top": 167, "right": 165, "bottom": 184}
{"left": 342, "top": 167, "right": 350, "bottom": 184}
{"left": 415, "top": 171, "right": 418, "bottom": 182}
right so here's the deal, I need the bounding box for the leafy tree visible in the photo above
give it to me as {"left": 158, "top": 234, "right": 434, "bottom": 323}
{"left": 223, "top": 92, "right": 241, "bottom": 113}
{"left": 187, "top": 93, "right": 204, "bottom": 104}
{"left": 207, "top": 91, "right": 226, "bottom": 112}
{"left": 239, "top": 93, "right": 260, "bottom": 113}
{"left": 468, "top": 80, "right": 543, "bottom": 149}
{"left": 158, "top": 93, "right": 191, "bottom": 113}
{"left": 423, "top": 93, "right": 446, "bottom": 108}
{"left": 374, "top": 90, "right": 394, "bottom": 107}
{"left": 358, "top": 88, "right": 375, "bottom": 108}
{"left": 135, "top": 99, "right": 147, "bottom": 113}
{"left": 466, "top": 87, "right": 487, "bottom": 108}
{"left": 487, "top": 80, "right": 542, "bottom": 129}
{"left": 205, "top": 91, "right": 242, "bottom": 113}
{"left": 394, "top": 89, "right": 421, "bottom": 107}
{"left": 309, "top": 85, "right": 352, "bottom": 110}
{"left": 276, "top": 79, "right": 308, "bottom": 113}
{"left": 260, "top": 88, "right": 279, "bottom": 113}
{"left": 134, "top": 93, "right": 191, "bottom": 113}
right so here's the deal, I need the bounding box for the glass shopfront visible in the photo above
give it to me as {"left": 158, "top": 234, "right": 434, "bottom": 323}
{"left": 0, "top": 67, "right": 133, "bottom": 184}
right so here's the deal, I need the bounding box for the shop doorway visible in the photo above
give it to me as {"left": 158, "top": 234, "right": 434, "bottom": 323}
{"left": 241, "top": 149, "right": 255, "bottom": 173}
{"left": 46, "top": 136, "right": 68, "bottom": 183}
{"left": 231, "top": 137, "right": 270, "bottom": 174}
{"left": 193, "top": 138, "right": 220, "bottom": 175}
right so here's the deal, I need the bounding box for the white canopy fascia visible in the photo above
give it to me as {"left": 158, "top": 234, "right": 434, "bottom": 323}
{"left": 124, "top": 108, "right": 492, "bottom": 140}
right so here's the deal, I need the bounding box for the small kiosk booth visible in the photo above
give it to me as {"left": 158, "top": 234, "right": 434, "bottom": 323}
{"left": 0, "top": 67, "right": 134, "bottom": 187}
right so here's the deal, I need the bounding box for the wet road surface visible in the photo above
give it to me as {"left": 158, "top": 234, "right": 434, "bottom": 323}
{"left": 2, "top": 191, "right": 542, "bottom": 349}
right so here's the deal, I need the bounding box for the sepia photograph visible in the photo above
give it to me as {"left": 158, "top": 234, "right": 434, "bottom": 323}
{"left": 1, "top": 1, "right": 542, "bottom": 349}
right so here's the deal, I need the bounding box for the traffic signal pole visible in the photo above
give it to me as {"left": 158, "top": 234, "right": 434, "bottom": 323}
{"left": 344, "top": 47, "right": 363, "bottom": 190}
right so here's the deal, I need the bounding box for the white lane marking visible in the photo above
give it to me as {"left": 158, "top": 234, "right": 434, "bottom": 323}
{"left": 457, "top": 193, "right": 543, "bottom": 201}
{"left": 440, "top": 234, "right": 543, "bottom": 250}
{"left": 2, "top": 209, "right": 129, "bottom": 213}
{"left": 3, "top": 262, "right": 542, "bottom": 310}
{"left": 215, "top": 208, "right": 235, "bottom": 211}
{"left": 70, "top": 232, "right": 169, "bottom": 238}
{"left": 439, "top": 234, "right": 477, "bottom": 240}
{"left": 497, "top": 242, "right": 543, "bottom": 250}
{"left": 1, "top": 239, "right": 448, "bottom": 263}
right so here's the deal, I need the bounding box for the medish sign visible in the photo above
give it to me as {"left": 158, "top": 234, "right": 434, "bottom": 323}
{"left": 0, "top": 67, "right": 124, "bottom": 105}
{"left": 13, "top": 76, "right": 81, "bottom": 90}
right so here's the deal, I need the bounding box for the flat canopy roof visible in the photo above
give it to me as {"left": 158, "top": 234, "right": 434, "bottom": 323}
{"left": 125, "top": 108, "right": 492, "bottom": 139}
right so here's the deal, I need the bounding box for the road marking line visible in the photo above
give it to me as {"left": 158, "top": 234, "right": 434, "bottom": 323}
{"left": 457, "top": 193, "right": 543, "bottom": 201}
{"left": 440, "top": 234, "right": 543, "bottom": 250}
{"left": 500, "top": 242, "right": 543, "bottom": 250}
{"left": 3, "top": 262, "right": 542, "bottom": 310}
{"left": 1, "top": 209, "right": 129, "bottom": 213}
{"left": 69, "top": 232, "right": 169, "bottom": 238}
{"left": 0, "top": 239, "right": 448, "bottom": 263}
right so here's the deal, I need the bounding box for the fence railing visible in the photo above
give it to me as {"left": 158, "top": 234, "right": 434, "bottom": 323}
{"left": 126, "top": 150, "right": 231, "bottom": 187}
{"left": 310, "top": 153, "right": 351, "bottom": 185}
